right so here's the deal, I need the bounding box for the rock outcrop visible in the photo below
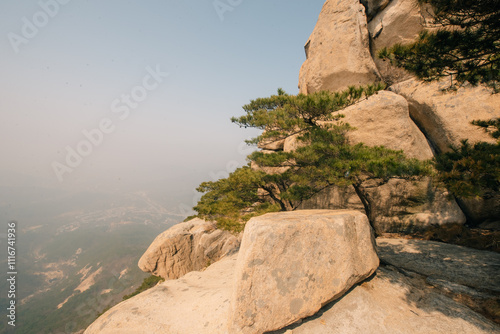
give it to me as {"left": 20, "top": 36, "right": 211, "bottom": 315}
{"left": 298, "top": 0, "right": 380, "bottom": 94}
{"left": 295, "top": 0, "right": 500, "bottom": 228}
{"left": 138, "top": 218, "right": 239, "bottom": 280}
{"left": 86, "top": 222, "right": 500, "bottom": 334}
{"left": 390, "top": 79, "right": 500, "bottom": 154}
{"left": 228, "top": 210, "right": 379, "bottom": 334}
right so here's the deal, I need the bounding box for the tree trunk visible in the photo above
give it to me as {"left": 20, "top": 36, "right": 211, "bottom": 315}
{"left": 261, "top": 184, "right": 294, "bottom": 211}
{"left": 353, "top": 182, "right": 375, "bottom": 228}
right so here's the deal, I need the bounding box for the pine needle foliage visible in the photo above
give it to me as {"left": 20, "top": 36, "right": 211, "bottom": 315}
{"left": 434, "top": 118, "right": 500, "bottom": 197}
{"left": 378, "top": 0, "right": 500, "bottom": 90}
{"left": 194, "top": 85, "right": 432, "bottom": 231}
{"left": 194, "top": 166, "right": 280, "bottom": 232}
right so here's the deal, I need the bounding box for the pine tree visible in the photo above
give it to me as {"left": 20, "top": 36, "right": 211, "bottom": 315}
{"left": 194, "top": 166, "right": 280, "bottom": 232}
{"left": 378, "top": 0, "right": 500, "bottom": 90}
{"left": 194, "top": 85, "right": 432, "bottom": 230}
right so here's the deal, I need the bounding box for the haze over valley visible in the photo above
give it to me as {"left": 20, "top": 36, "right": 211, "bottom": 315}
{"left": 0, "top": 1, "right": 327, "bottom": 332}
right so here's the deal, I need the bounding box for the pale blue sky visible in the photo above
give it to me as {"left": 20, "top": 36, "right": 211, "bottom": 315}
{"left": 0, "top": 0, "right": 325, "bottom": 194}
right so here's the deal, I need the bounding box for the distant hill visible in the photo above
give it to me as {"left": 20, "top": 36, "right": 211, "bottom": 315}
{"left": 0, "top": 185, "right": 191, "bottom": 334}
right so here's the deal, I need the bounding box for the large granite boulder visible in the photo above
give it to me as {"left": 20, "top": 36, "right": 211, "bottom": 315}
{"left": 286, "top": 91, "right": 434, "bottom": 159}
{"left": 228, "top": 210, "right": 379, "bottom": 334}
{"left": 138, "top": 218, "right": 239, "bottom": 280}
{"left": 335, "top": 90, "right": 434, "bottom": 160}
{"left": 298, "top": 0, "right": 380, "bottom": 94}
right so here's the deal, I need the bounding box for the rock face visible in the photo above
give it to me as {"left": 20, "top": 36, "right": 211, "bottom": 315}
{"left": 367, "top": 0, "right": 426, "bottom": 49}
{"left": 298, "top": 185, "right": 365, "bottom": 211}
{"left": 367, "top": 0, "right": 429, "bottom": 83}
{"left": 377, "top": 238, "right": 500, "bottom": 292}
{"left": 228, "top": 210, "right": 379, "bottom": 334}
{"left": 298, "top": 0, "right": 380, "bottom": 94}
{"left": 300, "top": 178, "right": 466, "bottom": 234}
{"left": 138, "top": 218, "right": 239, "bottom": 280}
{"left": 85, "top": 254, "right": 238, "bottom": 334}
{"left": 390, "top": 79, "right": 500, "bottom": 154}
{"left": 365, "top": 177, "right": 466, "bottom": 234}
{"left": 296, "top": 0, "right": 500, "bottom": 229}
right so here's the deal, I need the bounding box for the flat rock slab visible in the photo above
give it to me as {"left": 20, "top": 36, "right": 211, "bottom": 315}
{"left": 84, "top": 255, "right": 238, "bottom": 334}
{"left": 268, "top": 267, "right": 500, "bottom": 334}
{"left": 377, "top": 238, "right": 500, "bottom": 292}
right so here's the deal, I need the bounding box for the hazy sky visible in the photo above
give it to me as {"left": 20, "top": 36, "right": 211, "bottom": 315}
{"left": 0, "top": 0, "right": 325, "bottom": 194}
